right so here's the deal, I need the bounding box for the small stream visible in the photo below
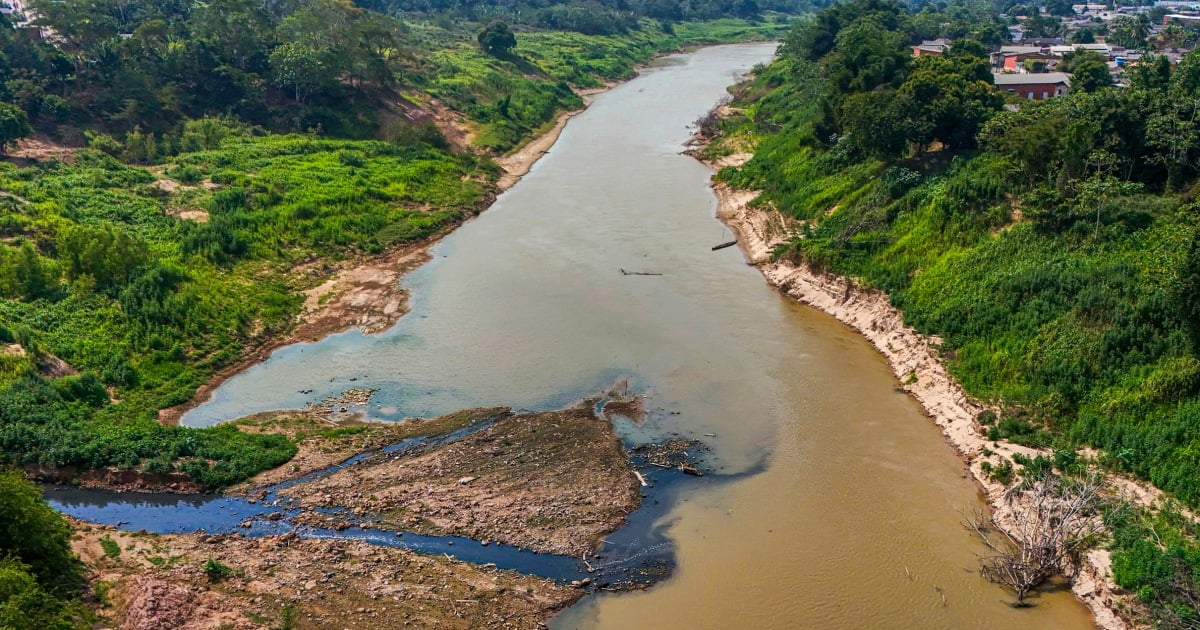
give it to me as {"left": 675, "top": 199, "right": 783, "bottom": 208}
{"left": 47, "top": 410, "right": 724, "bottom": 587}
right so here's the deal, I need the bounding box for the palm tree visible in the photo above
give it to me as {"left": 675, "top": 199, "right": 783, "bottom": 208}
{"left": 1133, "top": 13, "right": 1152, "bottom": 46}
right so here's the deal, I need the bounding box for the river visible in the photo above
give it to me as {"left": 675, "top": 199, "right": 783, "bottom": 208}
{"left": 91, "top": 43, "right": 1095, "bottom": 627}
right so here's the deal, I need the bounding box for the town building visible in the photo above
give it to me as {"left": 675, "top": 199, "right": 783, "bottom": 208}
{"left": 993, "top": 72, "right": 1072, "bottom": 99}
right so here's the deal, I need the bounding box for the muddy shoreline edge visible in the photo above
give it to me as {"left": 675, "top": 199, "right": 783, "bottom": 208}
{"left": 691, "top": 147, "right": 1135, "bottom": 628}
{"left": 157, "top": 45, "right": 712, "bottom": 430}
{"left": 155, "top": 105, "right": 584, "bottom": 428}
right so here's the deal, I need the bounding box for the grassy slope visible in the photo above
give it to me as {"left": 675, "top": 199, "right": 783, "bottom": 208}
{"left": 416, "top": 18, "right": 788, "bottom": 152}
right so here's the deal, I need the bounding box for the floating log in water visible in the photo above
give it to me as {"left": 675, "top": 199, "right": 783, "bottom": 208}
{"left": 620, "top": 268, "right": 663, "bottom": 276}
{"left": 711, "top": 240, "right": 737, "bottom": 251}
{"left": 678, "top": 463, "right": 703, "bottom": 476}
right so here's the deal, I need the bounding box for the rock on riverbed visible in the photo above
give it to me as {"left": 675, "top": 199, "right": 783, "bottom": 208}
{"left": 73, "top": 523, "right": 581, "bottom": 629}
{"left": 279, "top": 406, "right": 642, "bottom": 557}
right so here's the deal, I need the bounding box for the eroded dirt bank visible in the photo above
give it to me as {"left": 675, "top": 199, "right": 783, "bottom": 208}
{"left": 698, "top": 149, "right": 1135, "bottom": 629}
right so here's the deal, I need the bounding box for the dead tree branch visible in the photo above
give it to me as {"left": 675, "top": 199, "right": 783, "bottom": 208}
{"left": 968, "top": 472, "right": 1106, "bottom": 605}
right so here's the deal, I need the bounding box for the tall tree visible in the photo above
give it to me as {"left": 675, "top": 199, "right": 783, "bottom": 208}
{"left": 897, "top": 53, "right": 1001, "bottom": 151}
{"left": 0, "top": 103, "right": 30, "bottom": 153}
{"left": 0, "top": 470, "right": 82, "bottom": 593}
{"left": 477, "top": 21, "right": 517, "bottom": 57}
{"left": 1071, "top": 57, "right": 1114, "bottom": 93}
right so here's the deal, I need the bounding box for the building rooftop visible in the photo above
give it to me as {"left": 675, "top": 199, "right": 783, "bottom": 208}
{"left": 993, "top": 72, "right": 1072, "bottom": 85}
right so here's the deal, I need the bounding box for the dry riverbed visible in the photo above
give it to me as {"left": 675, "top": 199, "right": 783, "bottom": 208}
{"left": 74, "top": 522, "right": 580, "bottom": 630}
{"left": 278, "top": 406, "right": 641, "bottom": 557}
{"left": 69, "top": 402, "right": 645, "bottom": 628}
{"left": 224, "top": 407, "right": 509, "bottom": 494}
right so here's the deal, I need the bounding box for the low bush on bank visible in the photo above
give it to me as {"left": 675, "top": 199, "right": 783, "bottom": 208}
{"left": 0, "top": 135, "right": 488, "bottom": 488}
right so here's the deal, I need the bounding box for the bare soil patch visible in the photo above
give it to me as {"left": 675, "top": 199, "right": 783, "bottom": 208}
{"left": 166, "top": 207, "right": 210, "bottom": 223}
{"left": 8, "top": 135, "right": 77, "bottom": 163}
{"left": 74, "top": 522, "right": 580, "bottom": 629}
{"left": 280, "top": 407, "right": 640, "bottom": 557}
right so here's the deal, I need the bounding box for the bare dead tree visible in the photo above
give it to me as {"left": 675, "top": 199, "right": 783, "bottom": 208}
{"left": 692, "top": 95, "right": 733, "bottom": 141}
{"left": 968, "top": 472, "right": 1106, "bottom": 605}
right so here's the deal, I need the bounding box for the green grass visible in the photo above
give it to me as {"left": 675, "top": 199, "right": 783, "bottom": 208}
{"left": 98, "top": 537, "right": 120, "bottom": 559}
{"left": 419, "top": 19, "right": 786, "bottom": 152}
{"left": 0, "top": 134, "right": 492, "bottom": 488}
{"left": 0, "top": 20, "right": 785, "bottom": 490}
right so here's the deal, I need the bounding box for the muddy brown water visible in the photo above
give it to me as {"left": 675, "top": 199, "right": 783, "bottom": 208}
{"left": 181, "top": 44, "right": 1095, "bottom": 628}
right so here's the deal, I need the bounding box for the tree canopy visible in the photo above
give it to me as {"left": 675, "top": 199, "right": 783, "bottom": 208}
{"left": 0, "top": 104, "right": 31, "bottom": 152}
{"left": 477, "top": 21, "right": 517, "bottom": 56}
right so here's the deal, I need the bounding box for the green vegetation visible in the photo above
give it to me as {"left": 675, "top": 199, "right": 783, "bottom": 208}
{"left": 0, "top": 0, "right": 789, "bottom": 144}
{"left": 713, "top": 0, "right": 1200, "bottom": 619}
{"left": 422, "top": 19, "right": 787, "bottom": 151}
{"left": 202, "top": 557, "right": 235, "bottom": 583}
{"left": 0, "top": 104, "right": 30, "bottom": 153}
{"left": 0, "top": 470, "right": 90, "bottom": 628}
{"left": 360, "top": 0, "right": 795, "bottom": 34}
{"left": 0, "top": 132, "right": 497, "bottom": 488}
{"left": 478, "top": 21, "right": 517, "bottom": 56}
{"left": 1107, "top": 502, "right": 1200, "bottom": 627}
{"left": 0, "top": 0, "right": 784, "bottom": 492}
{"left": 98, "top": 537, "right": 120, "bottom": 559}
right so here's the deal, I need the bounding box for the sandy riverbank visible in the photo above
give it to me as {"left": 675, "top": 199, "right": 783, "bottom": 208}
{"left": 494, "top": 84, "right": 614, "bottom": 192}
{"left": 697, "top": 149, "right": 1135, "bottom": 628}
{"left": 160, "top": 85, "right": 617, "bottom": 429}
{"left": 496, "top": 108, "right": 582, "bottom": 192}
